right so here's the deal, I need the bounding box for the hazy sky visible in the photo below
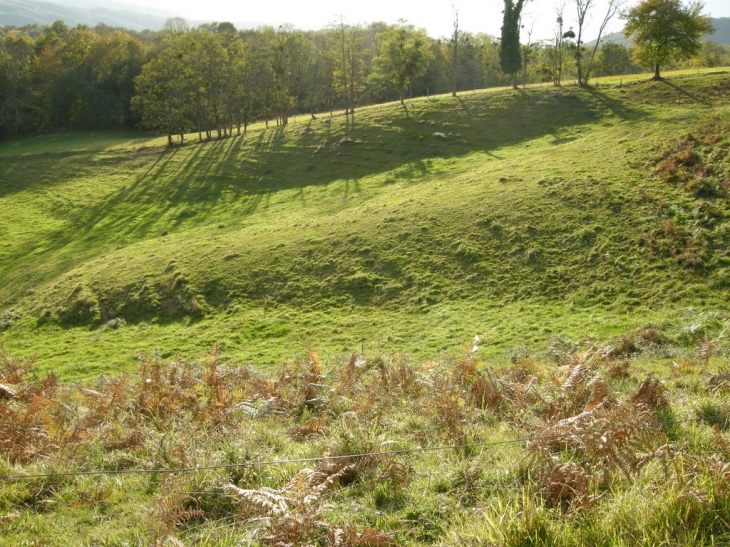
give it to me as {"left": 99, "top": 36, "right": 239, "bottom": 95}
{"left": 123, "top": 0, "right": 730, "bottom": 41}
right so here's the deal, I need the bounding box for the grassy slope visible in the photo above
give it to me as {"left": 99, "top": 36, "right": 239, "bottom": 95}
{"left": 1, "top": 71, "right": 730, "bottom": 377}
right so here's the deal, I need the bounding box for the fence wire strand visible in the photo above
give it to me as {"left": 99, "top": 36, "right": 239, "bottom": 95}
{"left": 0, "top": 417, "right": 698, "bottom": 481}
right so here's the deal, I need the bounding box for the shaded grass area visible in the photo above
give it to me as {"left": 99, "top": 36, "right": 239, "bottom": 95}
{"left": 0, "top": 73, "right": 729, "bottom": 376}
{"left": 0, "top": 131, "right": 157, "bottom": 159}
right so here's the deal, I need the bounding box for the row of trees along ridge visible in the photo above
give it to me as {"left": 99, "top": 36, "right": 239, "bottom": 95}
{"left": 0, "top": 0, "right": 720, "bottom": 142}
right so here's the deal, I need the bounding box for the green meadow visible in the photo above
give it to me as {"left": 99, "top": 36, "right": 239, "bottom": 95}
{"left": 1, "top": 70, "right": 730, "bottom": 377}
{"left": 2, "top": 70, "right": 730, "bottom": 546}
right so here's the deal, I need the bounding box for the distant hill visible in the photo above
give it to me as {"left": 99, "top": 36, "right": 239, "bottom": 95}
{"left": 709, "top": 17, "right": 730, "bottom": 45}
{"left": 589, "top": 17, "right": 730, "bottom": 48}
{"left": 589, "top": 31, "right": 632, "bottom": 48}
{"left": 0, "top": 0, "right": 168, "bottom": 30}
{"left": 0, "top": 0, "right": 265, "bottom": 32}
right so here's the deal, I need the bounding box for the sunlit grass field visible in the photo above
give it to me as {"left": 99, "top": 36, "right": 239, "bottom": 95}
{"left": 1, "top": 71, "right": 729, "bottom": 377}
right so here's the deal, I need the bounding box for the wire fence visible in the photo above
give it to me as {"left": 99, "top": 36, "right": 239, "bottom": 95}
{"left": 0, "top": 416, "right": 700, "bottom": 482}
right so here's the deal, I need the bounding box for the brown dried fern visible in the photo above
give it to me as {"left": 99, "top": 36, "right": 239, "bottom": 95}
{"left": 149, "top": 489, "right": 206, "bottom": 545}
{"left": 530, "top": 457, "right": 593, "bottom": 512}
{"left": 531, "top": 403, "right": 660, "bottom": 480}
{"left": 330, "top": 524, "right": 397, "bottom": 546}
{"left": 224, "top": 462, "right": 360, "bottom": 545}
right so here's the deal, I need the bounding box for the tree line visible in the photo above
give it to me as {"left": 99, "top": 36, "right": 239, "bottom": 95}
{"left": 0, "top": 4, "right": 726, "bottom": 142}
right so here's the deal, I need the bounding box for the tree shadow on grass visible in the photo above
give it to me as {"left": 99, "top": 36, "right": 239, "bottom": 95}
{"left": 343, "top": 178, "right": 361, "bottom": 199}
{"left": 549, "top": 133, "right": 579, "bottom": 145}
{"left": 660, "top": 78, "right": 711, "bottom": 106}
{"left": 455, "top": 96, "right": 472, "bottom": 119}
{"left": 0, "top": 84, "right": 651, "bottom": 302}
{"left": 582, "top": 86, "right": 639, "bottom": 121}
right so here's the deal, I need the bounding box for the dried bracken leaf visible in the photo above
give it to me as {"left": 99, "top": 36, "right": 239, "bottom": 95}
{"left": 288, "top": 417, "right": 327, "bottom": 440}
{"left": 708, "top": 370, "right": 730, "bottom": 393}
{"left": 630, "top": 377, "right": 668, "bottom": 410}
{"left": 534, "top": 458, "right": 591, "bottom": 512}
{"left": 0, "top": 384, "right": 16, "bottom": 399}
{"left": 0, "top": 513, "right": 20, "bottom": 526}
{"left": 331, "top": 525, "right": 397, "bottom": 546}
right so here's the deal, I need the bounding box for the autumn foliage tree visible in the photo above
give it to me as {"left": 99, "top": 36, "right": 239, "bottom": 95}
{"left": 369, "top": 21, "right": 433, "bottom": 105}
{"left": 622, "top": 0, "right": 714, "bottom": 80}
{"left": 132, "top": 42, "right": 193, "bottom": 146}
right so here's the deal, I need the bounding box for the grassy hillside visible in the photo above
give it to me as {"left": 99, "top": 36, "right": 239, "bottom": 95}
{"left": 1, "top": 70, "right": 730, "bottom": 377}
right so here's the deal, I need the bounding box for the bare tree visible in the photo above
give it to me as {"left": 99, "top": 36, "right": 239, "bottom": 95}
{"left": 575, "top": 0, "right": 624, "bottom": 86}
{"left": 551, "top": 3, "right": 574, "bottom": 86}
{"left": 583, "top": 0, "right": 624, "bottom": 84}
{"left": 329, "top": 17, "right": 368, "bottom": 124}
{"left": 451, "top": 4, "right": 459, "bottom": 97}
{"left": 521, "top": 18, "right": 536, "bottom": 87}
{"left": 334, "top": 16, "right": 351, "bottom": 118}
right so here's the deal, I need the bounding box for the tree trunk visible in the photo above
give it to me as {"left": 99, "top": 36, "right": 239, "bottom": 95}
{"left": 654, "top": 64, "right": 661, "bottom": 80}
{"left": 577, "top": 61, "right": 583, "bottom": 87}
{"left": 452, "top": 42, "right": 458, "bottom": 97}
{"left": 167, "top": 133, "right": 173, "bottom": 146}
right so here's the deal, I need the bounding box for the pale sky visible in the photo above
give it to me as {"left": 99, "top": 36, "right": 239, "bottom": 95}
{"left": 122, "top": 0, "right": 730, "bottom": 42}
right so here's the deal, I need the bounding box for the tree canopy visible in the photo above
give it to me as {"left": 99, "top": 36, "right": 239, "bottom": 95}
{"left": 0, "top": 10, "right": 725, "bottom": 140}
{"left": 622, "top": 0, "right": 714, "bottom": 79}
{"left": 500, "top": 0, "right": 527, "bottom": 89}
{"left": 368, "top": 22, "right": 433, "bottom": 105}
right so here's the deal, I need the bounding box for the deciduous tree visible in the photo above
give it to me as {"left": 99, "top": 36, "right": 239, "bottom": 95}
{"left": 369, "top": 21, "right": 433, "bottom": 105}
{"left": 0, "top": 33, "right": 37, "bottom": 135}
{"left": 594, "top": 43, "right": 635, "bottom": 76}
{"left": 133, "top": 41, "right": 193, "bottom": 145}
{"left": 622, "top": 0, "right": 714, "bottom": 80}
{"left": 575, "top": 0, "right": 623, "bottom": 86}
